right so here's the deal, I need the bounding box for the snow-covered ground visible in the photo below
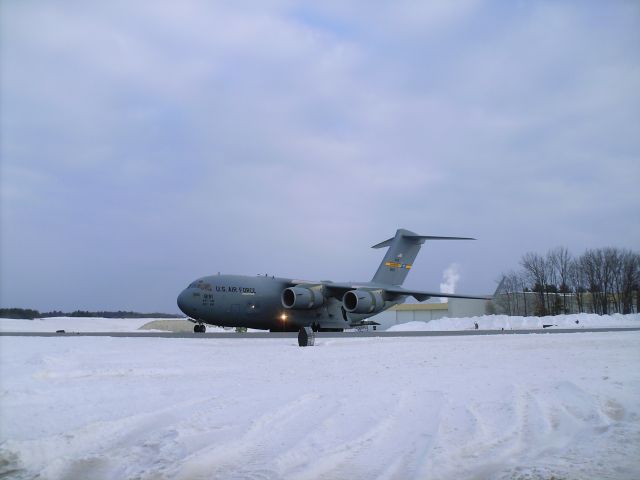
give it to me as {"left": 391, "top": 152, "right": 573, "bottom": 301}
{"left": 0, "top": 317, "right": 241, "bottom": 333}
{"left": 0, "top": 317, "right": 160, "bottom": 333}
{"left": 388, "top": 313, "right": 640, "bottom": 332}
{"left": 1, "top": 329, "right": 639, "bottom": 479}
{"left": 2, "top": 313, "right": 638, "bottom": 334}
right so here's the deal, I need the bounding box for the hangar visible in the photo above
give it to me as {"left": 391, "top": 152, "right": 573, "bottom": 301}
{"left": 369, "top": 298, "right": 488, "bottom": 330}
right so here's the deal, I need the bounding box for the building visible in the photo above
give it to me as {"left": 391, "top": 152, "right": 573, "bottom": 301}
{"left": 368, "top": 298, "right": 488, "bottom": 330}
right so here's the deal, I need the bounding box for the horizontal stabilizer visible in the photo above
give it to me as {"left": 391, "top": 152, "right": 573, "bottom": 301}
{"left": 372, "top": 235, "right": 475, "bottom": 249}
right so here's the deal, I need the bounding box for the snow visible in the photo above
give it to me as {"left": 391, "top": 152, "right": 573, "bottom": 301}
{"left": 387, "top": 313, "right": 640, "bottom": 332}
{"left": 1, "top": 322, "right": 639, "bottom": 479}
{"left": 0, "top": 317, "right": 158, "bottom": 333}
{"left": 0, "top": 317, "right": 242, "bottom": 333}
{"left": 3, "top": 313, "right": 638, "bottom": 335}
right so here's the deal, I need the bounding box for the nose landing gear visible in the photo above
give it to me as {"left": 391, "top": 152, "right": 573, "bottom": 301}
{"left": 194, "top": 323, "right": 206, "bottom": 333}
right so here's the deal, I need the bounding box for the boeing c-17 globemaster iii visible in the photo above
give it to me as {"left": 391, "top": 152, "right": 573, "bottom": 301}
{"left": 177, "top": 229, "right": 488, "bottom": 333}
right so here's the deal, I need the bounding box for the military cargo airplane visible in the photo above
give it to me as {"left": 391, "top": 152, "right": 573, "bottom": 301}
{"left": 177, "top": 228, "right": 487, "bottom": 332}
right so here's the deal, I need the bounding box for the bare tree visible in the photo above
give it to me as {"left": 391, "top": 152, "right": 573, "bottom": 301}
{"left": 611, "top": 249, "right": 625, "bottom": 313}
{"left": 602, "top": 248, "right": 619, "bottom": 314}
{"left": 549, "top": 247, "right": 572, "bottom": 314}
{"left": 499, "top": 246, "right": 638, "bottom": 316}
{"left": 510, "top": 270, "right": 529, "bottom": 315}
{"left": 568, "top": 258, "right": 586, "bottom": 313}
{"left": 619, "top": 250, "right": 639, "bottom": 314}
{"left": 580, "top": 250, "right": 602, "bottom": 314}
{"left": 580, "top": 248, "right": 618, "bottom": 314}
{"left": 521, "top": 252, "right": 549, "bottom": 316}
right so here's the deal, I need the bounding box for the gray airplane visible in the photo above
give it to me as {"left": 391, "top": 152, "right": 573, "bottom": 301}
{"left": 177, "top": 228, "right": 487, "bottom": 333}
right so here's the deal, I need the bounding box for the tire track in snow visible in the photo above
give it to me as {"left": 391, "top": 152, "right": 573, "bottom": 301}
{"left": 424, "top": 381, "right": 628, "bottom": 480}
{"left": 285, "top": 389, "right": 444, "bottom": 480}
{"left": 0, "top": 396, "right": 217, "bottom": 480}
{"left": 429, "top": 387, "right": 558, "bottom": 479}
{"left": 173, "top": 393, "right": 330, "bottom": 480}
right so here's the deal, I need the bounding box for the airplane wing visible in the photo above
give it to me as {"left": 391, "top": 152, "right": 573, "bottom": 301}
{"left": 317, "top": 282, "right": 361, "bottom": 298}
{"left": 316, "top": 282, "right": 490, "bottom": 302}
{"left": 382, "top": 287, "right": 491, "bottom": 302}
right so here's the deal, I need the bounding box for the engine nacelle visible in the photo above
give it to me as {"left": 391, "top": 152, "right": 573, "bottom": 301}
{"left": 281, "top": 286, "right": 325, "bottom": 310}
{"left": 343, "top": 289, "right": 385, "bottom": 314}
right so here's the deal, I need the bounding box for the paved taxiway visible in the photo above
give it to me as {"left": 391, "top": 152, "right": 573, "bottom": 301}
{"left": 2, "top": 327, "right": 639, "bottom": 338}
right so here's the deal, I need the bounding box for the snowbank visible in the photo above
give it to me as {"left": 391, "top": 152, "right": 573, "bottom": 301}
{"left": 139, "top": 319, "right": 201, "bottom": 332}
{"left": 1, "top": 332, "right": 639, "bottom": 479}
{"left": 1, "top": 317, "right": 269, "bottom": 333}
{"left": 0, "top": 317, "right": 177, "bottom": 333}
{"left": 387, "top": 313, "right": 640, "bottom": 331}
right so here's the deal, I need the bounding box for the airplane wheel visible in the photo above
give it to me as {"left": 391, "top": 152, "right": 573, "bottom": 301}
{"left": 194, "top": 324, "right": 205, "bottom": 333}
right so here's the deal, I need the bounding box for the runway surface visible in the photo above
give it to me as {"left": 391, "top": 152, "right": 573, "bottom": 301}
{"left": 2, "top": 327, "right": 640, "bottom": 338}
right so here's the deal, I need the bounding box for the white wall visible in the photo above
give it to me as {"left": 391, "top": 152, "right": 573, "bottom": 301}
{"left": 365, "top": 299, "right": 486, "bottom": 330}
{"left": 367, "top": 306, "right": 450, "bottom": 330}
{"left": 447, "top": 298, "right": 487, "bottom": 318}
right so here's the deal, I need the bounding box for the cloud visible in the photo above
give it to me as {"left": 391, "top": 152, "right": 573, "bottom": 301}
{"left": 1, "top": 0, "right": 639, "bottom": 311}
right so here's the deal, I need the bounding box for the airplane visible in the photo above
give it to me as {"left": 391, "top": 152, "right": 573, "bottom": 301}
{"left": 177, "top": 228, "right": 488, "bottom": 333}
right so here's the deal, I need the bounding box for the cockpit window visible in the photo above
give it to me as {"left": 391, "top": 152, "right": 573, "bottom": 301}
{"left": 189, "top": 280, "right": 212, "bottom": 291}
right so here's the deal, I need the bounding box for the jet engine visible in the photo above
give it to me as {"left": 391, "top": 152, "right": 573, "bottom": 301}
{"left": 343, "top": 289, "right": 385, "bottom": 314}
{"left": 281, "top": 286, "right": 325, "bottom": 309}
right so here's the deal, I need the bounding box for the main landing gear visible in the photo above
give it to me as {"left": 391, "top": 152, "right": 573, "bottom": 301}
{"left": 194, "top": 323, "right": 206, "bottom": 333}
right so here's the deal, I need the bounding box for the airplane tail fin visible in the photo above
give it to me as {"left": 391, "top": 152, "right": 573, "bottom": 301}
{"left": 371, "top": 229, "right": 474, "bottom": 286}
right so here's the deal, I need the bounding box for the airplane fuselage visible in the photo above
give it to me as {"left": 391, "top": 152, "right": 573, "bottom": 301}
{"left": 177, "top": 274, "right": 403, "bottom": 331}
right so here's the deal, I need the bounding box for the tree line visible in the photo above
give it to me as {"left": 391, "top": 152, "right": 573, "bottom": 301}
{"left": 496, "top": 247, "right": 639, "bottom": 316}
{"left": 0, "top": 308, "right": 183, "bottom": 320}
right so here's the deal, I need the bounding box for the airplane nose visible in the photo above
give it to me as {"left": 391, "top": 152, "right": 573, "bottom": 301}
{"left": 177, "top": 289, "right": 190, "bottom": 315}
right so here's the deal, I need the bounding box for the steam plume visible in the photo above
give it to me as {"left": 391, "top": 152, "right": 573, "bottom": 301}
{"left": 439, "top": 263, "right": 460, "bottom": 303}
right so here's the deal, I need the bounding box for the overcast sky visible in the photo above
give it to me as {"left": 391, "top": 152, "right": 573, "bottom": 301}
{"left": 1, "top": 1, "right": 639, "bottom": 313}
